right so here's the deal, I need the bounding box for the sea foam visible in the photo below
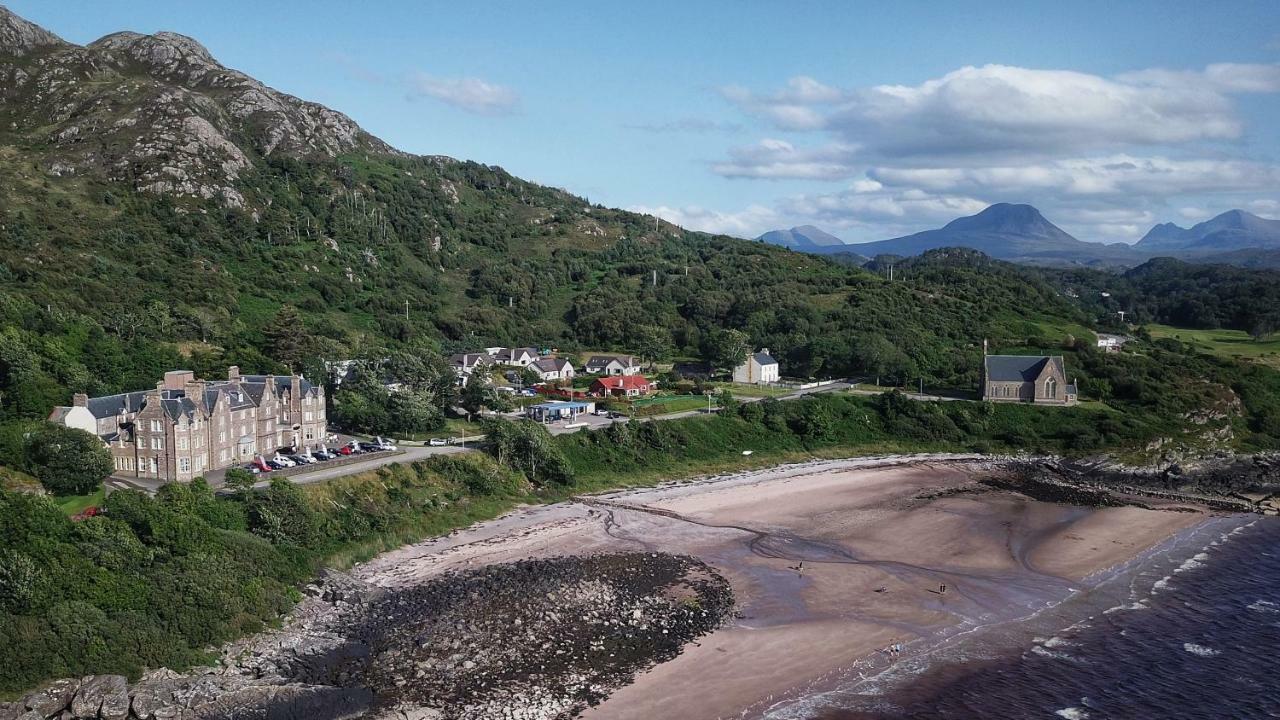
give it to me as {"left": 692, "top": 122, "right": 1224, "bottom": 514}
{"left": 1182, "top": 642, "right": 1221, "bottom": 658}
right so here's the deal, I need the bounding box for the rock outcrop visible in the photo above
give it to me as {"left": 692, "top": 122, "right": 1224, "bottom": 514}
{"left": 0, "top": 7, "right": 401, "bottom": 208}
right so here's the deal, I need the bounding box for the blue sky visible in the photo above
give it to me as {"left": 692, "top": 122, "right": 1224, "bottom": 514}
{"left": 8, "top": 1, "right": 1280, "bottom": 243}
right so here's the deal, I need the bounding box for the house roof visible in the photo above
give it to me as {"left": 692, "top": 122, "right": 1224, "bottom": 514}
{"left": 241, "top": 374, "right": 317, "bottom": 397}
{"left": 751, "top": 352, "right": 778, "bottom": 366}
{"left": 450, "top": 352, "right": 492, "bottom": 368}
{"left": 532, "top": 357, "right": 571, "bottom": 372}
{"left": 84, "top": 390, "right": 148, "bottom": 419}
{"left": 161, "top": 397, "right": 199, "bottom": 423}
{"left": 585, "top": 354, "right": 636, "bottom": 367}
{"left": 592, "top": 375, "right": 651, "bottom": 390}
{"left": 984, "top": 355, "right": 1066, "bottom": 383}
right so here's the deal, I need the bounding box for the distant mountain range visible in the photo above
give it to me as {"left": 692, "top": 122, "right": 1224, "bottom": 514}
{"left": 757, "top": 205, "right": 1280, "bottom": 268}
{"left": 1135, "top": 210, "right": 1280, "bottom": 253}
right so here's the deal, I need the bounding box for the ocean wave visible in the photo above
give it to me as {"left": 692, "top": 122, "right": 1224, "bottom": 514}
{"left": 1173, "top": 552, "right": 1209, "bottom": 574}
{"left": 1029, "top": 645, "right": 1081, "bottom": 663}
{"left": 1152, "top": 576, "right": 1173, "bottom": 593}
{"left": 1043, "top": 636, "right": 1078, "bottom": 649}
{"left": 1247, "top": 599, "right": 1278, "bottom": 614}
{"left": 1182, "top": 642, "right": 1221, "bottom": 658}
{"left": 1104, "top": 600, "right": 1149, "bottom": 614}
{"left": 1055, "top": 707, "right": 1090, "bottom": 719}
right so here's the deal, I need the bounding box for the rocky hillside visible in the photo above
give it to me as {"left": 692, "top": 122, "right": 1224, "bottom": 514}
{"left": 0, "top": 5, "right": 396, "bottom": 207}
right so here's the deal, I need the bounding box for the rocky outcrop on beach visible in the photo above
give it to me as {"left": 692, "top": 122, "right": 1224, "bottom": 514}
{"left": 996, "top": 455, "right": 1280, "bottom": 513}
{"left": 1, "top": 554, "right": 732, "bottom": 720}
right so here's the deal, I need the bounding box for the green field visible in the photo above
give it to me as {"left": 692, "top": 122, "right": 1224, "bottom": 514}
{"left": 1148, "top": 324, "right": 1280, "bottom": 369}
{"left": 54, "top": 488, "right": 105, "bottom": 516}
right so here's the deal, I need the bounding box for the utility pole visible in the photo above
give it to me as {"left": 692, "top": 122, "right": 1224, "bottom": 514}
{"left": 652, "top": 269, "right": 657, "bottom": 287}
{"left": 404, "top": 300, "right": 409, "bottom": 321}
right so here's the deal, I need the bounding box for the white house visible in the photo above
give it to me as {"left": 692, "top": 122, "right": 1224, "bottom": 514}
{"left": 733, "top": 349, "right": 780, "bottom": 385}
{"left": 1096, "top": 334, "right": 1128, "bottom": 353}
{"left": 449, "top": 352, "right": 493, "bottom": 384}
{"left": 530, "top": 357, "right": 575, "bottom": 382}
{"left": 584, "top": 354, "right": 641, "bottom": 376}
{"left": 488, "top": 347, "right": 539, "bottom": 367}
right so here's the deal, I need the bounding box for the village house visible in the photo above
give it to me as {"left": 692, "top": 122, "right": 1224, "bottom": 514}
{"left": 733, "top": 349, "right": 780, "bottom": 385}
{"left": 530, "top": 357, "right": 574, "bottom": 382}
{"left": 449, "top": 352, "right": 494, "bottom": 384}
{"left": 981, "top": 346, "right": 1078, "bottom": 405}
{"left": 487, "top": 347, "right": 539, "bottom": 367}
{"left": 1096, "top": 334, "right": 1128, "bottom": 353}
{"left": 590, "top": 375, "right": 653, "bottom": 398}
{"left": 584, "top": 354, "right": 641, "bottom": 376}
{"left": 47, "top": 367, "right": 326, "bottom": 484}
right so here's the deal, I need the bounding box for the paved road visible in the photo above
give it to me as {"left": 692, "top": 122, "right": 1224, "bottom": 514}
{"left": 280, "top": 444, "right": 471, "bottom": 487}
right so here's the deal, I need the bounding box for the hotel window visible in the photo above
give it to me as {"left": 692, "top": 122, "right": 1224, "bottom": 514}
{"left": 178, "top": 437, "right": 189, "bottom": 450}
{"left": 151, "top": 437, "right": 163, "bottom": 450}
{"left": 304, "top": 412, "right": 313, "bottom": 422}
{"left": 178, "top": 458, "right": 190, "bottom": 472}
{"left": 219, "top": 431, "right": 226, "bottom": 443}
{"left": 148, "top": 457, "right": 157, "bottom": 474}
{"left": 150, "top": 419, "right": 162, "bottom": 432}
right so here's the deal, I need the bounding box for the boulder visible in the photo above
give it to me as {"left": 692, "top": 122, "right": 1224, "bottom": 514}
{"left": 129, "top": 679, "right": 177, "bottom": 720}
{"left": 21, "top": 678, "right": 80, "bottom": 718}
{"left": 69, "top": 676, "right": 127, "bottom": 720}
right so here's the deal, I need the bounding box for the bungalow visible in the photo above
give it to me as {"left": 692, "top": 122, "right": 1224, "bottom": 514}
{"left": 488, "top": 347, "right": 539, "bottom": 367}
{"left": 591, "top": 375, "right": 653, "bottom": 398}
{"left": 584, "top": 354, "right": 641, "bottom": 376}
{"left": 527, "top": 400, "right": 594, "bottom": 423}
{"left": 530, "top": 357, "right": 575, "bottom": 382}
{"left": 733, "top": 349, "right": 780, "bottom": 385}
{"left": 1096, "top": 334, "right": 1128, "bottom": 353}
{"left": 449, "top": 352, "right": 493, "bottom": 384}
{"left": 981, "top": 350, "right": 1078, "bottom": 406}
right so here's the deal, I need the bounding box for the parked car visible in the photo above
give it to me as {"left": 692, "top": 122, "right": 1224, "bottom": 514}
{"left": 313, "top": 449, "right": 334, "bottom": 461}
{"left": 593, "top": 408, "right": 609, "bottom": 416}
{"left": 373, "top": 437, "right": 398, "bottom": 451}
{"left": 265, "top": 459, "right": 286, "bottom": 470}
{"left": 607, "top": 411, "right": 623, "bottom": 419}
{"left": 271, "top": 454, "right": 296, "bottom": 468}
{"left": 244, "top": 464, "right": 262, "bottom": 475}
{"left": 338, "top": 445, "right": 358, "bottom": 456}
{"left": 289, "top": 454, "right": 313, "bottom": 465}
{"left": 428, "top": 437, "right": 447, "bottom": 447}
{"left": 358, "top": 442, "right": 381, "bottom": 452}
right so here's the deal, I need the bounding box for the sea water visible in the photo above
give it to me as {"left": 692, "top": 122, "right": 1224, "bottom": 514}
{"left": 774, "top": 516, "right": 1280, "bottom": 719}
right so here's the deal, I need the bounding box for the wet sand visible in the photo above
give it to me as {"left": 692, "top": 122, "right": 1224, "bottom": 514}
{"left": 354, "top": 455, "right": 1210, "bottom": 720}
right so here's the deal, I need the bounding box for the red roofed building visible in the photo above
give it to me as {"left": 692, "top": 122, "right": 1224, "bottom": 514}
{"left": 590, "top": 375, "right": 653, "bottom": 398}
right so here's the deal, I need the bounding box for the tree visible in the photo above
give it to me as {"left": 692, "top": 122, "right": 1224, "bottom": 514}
{"left": 224, "top": 468, "right": 257, "bottom": 495}
{"left": 460, "top": 371, "right": 494, "bottom": 421}
{"left": 23, "top": 424, "right": 112, "bottom": 496}
{"left": 262, "top": 305, "right": 312, "bottom": 371}
{"left": 1251, "top": 314, "right": 1277, "bottom": 343}
{"left": 633, "top": 325, "right": 673, "bottom": 370}
{"left": 704, "top": 328, "right": 750, "bottom": 376}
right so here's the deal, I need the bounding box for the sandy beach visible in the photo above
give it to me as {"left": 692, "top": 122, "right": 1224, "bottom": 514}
{"left": 352, "top": 454, "right": 1211, "bottom": 720}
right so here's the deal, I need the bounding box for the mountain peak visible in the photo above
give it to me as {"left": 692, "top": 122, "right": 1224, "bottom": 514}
{"left": 1136, "top": 209, "right": 1280, "bottom": 252}
{"left": 943, "top": 203, "right": 1067, "bottom": 239}
{"left": 0, "top": 5, "right": 68, "bottom": 57}
{"left": 89, "top": 30, "right": 221, "bottom": 79}
{"left": 757, "top": 224, "right": 847, "bottom": 251}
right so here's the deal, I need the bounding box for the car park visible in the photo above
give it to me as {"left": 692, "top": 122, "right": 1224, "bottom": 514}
{"left": 338, "top": 445, "right": 358, "bottom": 456}
{"left": 289, "top": 454, "right": 313, "bottom": 465}
{"left": 265, "top": 459, "right": 286, "bottom": 470}
{"left": 271, "top": 454, "right": 296, "bottom": 467}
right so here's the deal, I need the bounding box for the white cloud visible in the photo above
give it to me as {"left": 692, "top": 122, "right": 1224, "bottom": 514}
{"left": 1248, "top": 198, "right": 1280, "bottom": 218}
{"left": 781, "top": 186, "right": 988, "bottom": 226}
{"left": 407, "top": 74, "right": 519, "bottom": 115}
{"left": 626, "top": 203, "right": 778, "bottom": 238}
{"left": 726, "top": 64, "right": 1280, "bottom": 159}
{"left": 869, "top": 155, "right": 1280, "bottom": 198}
{"left": 1179, "top": 206, "right": 1210, "bottom": 220}
{"left": 711, "top": 139, "right": 861, "bottom": 180}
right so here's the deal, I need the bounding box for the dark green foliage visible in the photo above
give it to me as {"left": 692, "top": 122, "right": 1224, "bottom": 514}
{"left": 481, "top": 418, "right": 574, "bottom": 485}
{"left": 22, "top": 424, "right": 113, "bottom": 496}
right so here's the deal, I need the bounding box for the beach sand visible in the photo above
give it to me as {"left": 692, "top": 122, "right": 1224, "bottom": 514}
{"left": 353, "top": 455, "right": 1208, "bottom": 720}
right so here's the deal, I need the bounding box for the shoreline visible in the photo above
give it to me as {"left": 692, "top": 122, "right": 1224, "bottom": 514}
{"left": 349, "top": 453, "right": 1214, "bottom": 720}
{"left": 4, "top": 453, "right": 1240, "bottom": 719}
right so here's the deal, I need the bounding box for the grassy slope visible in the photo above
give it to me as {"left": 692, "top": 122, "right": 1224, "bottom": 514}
{"left": 1148, "top": 324, "right": 1280, "bottom": 369}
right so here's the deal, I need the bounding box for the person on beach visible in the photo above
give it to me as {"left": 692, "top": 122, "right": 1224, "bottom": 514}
{"left": 940, "top": 583, "right": 947, "bottom": 595}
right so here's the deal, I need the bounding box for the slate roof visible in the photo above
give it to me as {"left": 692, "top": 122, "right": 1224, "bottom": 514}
{"left": 984, "top": 355, "right": 1065, "bottom": 383}
{"left": 85, "top": 390, "right": 148, "bottom": 419}
{"left": 592, "top": 375, "right": 651, "bottom": 391}
{"left": 585, "top": 354, "right": 637, "bottom": 369}
{"left": 532, "top": 357, "right": 571, "bottom": 372}
{"left": 161, "top": 397, "right": 199, "bottom": 422}
{"left": 241, "top": 374, "right": 317, "bottom": 397}
{"left": 751, "top": 352, "right": 778, "bottom": 367}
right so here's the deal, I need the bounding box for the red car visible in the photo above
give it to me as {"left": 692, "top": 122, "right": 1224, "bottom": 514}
{"left": 338, "top": 445, "right": 357, "bottom": 455}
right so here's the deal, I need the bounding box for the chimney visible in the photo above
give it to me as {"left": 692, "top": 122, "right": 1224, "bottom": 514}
{"left": 982, "top": 339, "right": 988, "bottom": 357}
{"left": 164, "top": 370, "right": 195, "bottom": 390}
{"left": 291, "top": 374, "right": 301, "bottom": 401}
{"left": 227, "top": 365, "right": 240, "bottom": 381}
{"left": 73, "top": 393, "right": 89, "bottom": 407}
{"left": 155, "top": 380, "right": 166, "bottom": 391}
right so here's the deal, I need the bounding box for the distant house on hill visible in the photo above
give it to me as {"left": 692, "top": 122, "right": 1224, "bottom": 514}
{"left": 1096, "top": 334, "right": 1128, "bottom": 353}
{"left": 449, "top": 352, "right": 493, "bottom": 384}
{"left": 733, "top": 350, "right": 780, "bottom": 385}
{"left": 590, "top": 375, "right": 653, "bottom": 398}
{"left": 488, "top": 347, "right": 538, "bottom": 367}
{"left": 584, "top": 354, "right": 641, "bottom": 376}
{"left": 981, "top": 347, "right": 1077, "bottom": 405}
{"left": 530, "top": 357, "right": 574, "bottom": 382}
